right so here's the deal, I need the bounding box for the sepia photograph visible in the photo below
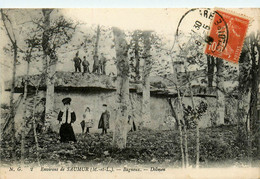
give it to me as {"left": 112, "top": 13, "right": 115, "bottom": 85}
{"left": 0, "top": 7, "right": 259, "bottom": 178}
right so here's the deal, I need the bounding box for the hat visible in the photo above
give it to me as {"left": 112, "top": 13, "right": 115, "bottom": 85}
{"left": 103, "top": 104, "right": 107, "bottom": 107}
{"left": 62, "top": 97, "right": 71, "bottom": 105}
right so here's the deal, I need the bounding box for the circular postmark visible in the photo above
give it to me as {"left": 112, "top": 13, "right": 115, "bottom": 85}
{"left": 173, "top": 8, "right": 229, "bottom": 63}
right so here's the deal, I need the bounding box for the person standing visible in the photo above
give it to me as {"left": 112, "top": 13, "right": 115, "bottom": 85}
{"left": 83, "top": 107, "right": 93, "bottom": 134}
{"left": 98, "top": 59, "right": 103, "bottom": 75}
{"left": 128, "top": 115, "right": 136, "bottom": 132}
{"left": 73, "top": 51, "right": 82, "bottom": 72}
{"left": 92, "top": 55, "right": 99, "bottom": 74}
{"left": 100, "top": 53, "right": 107, "bottom": 75}
{"left": 98, "top": 104, "right": 110, "bottom": 135}
{"left": 57, "top": 97, "right": 77, "bottom": 143}
{"left": 82, "top": 56, "right": 90, "bottom": 74}
{"left": 80, "top": 120, "right": 85, "bottom": 133}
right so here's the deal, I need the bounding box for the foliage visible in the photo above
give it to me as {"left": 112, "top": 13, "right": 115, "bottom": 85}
{"left": 183, "top": 101, "right": 208, "bottom": 129}
{"left": 41, "top": 11, "right": 76, "bottom": 64}
{"left": 1, "top": 103, "right": 10, "bottom": 110}
{"left": 127, "top": 31, "right": 172, "bottom": 82}
{"left": 128, "top": 30, "right": 143, "bottom": 81}
{"left": 0, "top": 125, "right": 255, "bottom": 167}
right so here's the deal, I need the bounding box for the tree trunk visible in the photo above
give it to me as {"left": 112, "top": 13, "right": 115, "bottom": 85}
{"left": 42, "top": 9, "right": 55, "bottom": 131}
{"left": 177, "top": 89, "right": 189, "bottom": 168}
{"left": 92, "top": 25, "right": 100, "bottom": 73}
{"left": 32, "top": 83, "right": 41, "bottom": 166}
{"left": 134, "top": 31, "right": 140, "bottom": 81}
{"left": 94, "top": 25, "right": 100, "bottom": 57}
{"left": 255, "top": 38, "right": 260, "bottom": 158}
{"left": 167, "top": 98, "right": 178, "bottom": 126}
{"left": 216, "top": 58, "right": 225, "bottom": 125}
{"left": 42, "top": 9, "right": 53, "bottom": 71}
{"left": 9, "top": 44, "right": 18, "bottom": 162}
{"left": 190, "top": 85, "right": 199, "bottom": 168}
{"left": 1, "top": 9, "right": 18, "bottom": 161}
{"left": 171, "top": 54, "right": 188, "bottom": 167}
{"left": 168, "top": 98, "right": 185, "bottom": 168}
{"left": 237, "top": 44, "right": 251, "bottom": 145}
{"left": 112, "top": 27, "right": 130, "bottom": 149}
{"left": 248, "top": 32, "right": 260, "bottom": 161}
{"left": 177, "top": 90, "right": 189, "bottom": 168}
{"left": 207, "top": 55, "right": 215, "bottom": 87}
{"left": 171, "top": 59, "right": 189, "bottom": 167}
{"left": 142, "top": 31, "right": 152, "bottom": 128}
{"left": 249, "top": 36, "right": 259, "bottom": 131}
{"left": 185, "top": 68, "right": 199, "bottom": 168}
{"left": 238, "top": 35, "right": 254, "bottom": 162}
{"left": 45, "top": 60, "right": 56, "bottom": 131}
{"left": 21, "top": 61, "right": 30, "bottom": 164}
{"left": 183, "top": 120, "right": 189, "bottom": 167}
{"left": 246, "top": 113, "right": 252, "bottom": 164}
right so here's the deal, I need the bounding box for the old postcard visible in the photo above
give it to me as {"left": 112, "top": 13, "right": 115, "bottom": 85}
{"left": 0, "top": 7, "right": 259, "bottom": 179}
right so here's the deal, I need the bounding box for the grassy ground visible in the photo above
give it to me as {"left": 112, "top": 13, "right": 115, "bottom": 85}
{"left": 0, "top": 125, "right": 259, "bottom": 168}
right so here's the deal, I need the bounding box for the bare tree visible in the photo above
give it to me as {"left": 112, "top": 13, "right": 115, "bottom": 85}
{"left": 207, "top": 55, "right": 215, "bottom": 87}
{"left": 241, "top": 32, "right": 260, "bottom": 161}
{"left": 20, "top": 33, "right": 41, "bottom": 164}
{"left": 42, "top": 9, "right": 54, "bottom": 131}
{"left": 41, "top": 9, "right": 76, "bottom": 131}
{"left": 94, "top": 25, "right": 100, "bottom": 57}
{"left": 216, "top": 58, "right": 225, "bottom": 125}
{"left": 168, "top": 97, "right": 185, "bottom": 168}
{"left": 1, "top": 9, "right": 19, "bottom": 160}
{"left": 31, "top": 76, "right": 45, "bottom": 166}
{"left": 20, "top": 59, "right": 29, "bottom": 164}
{"left": 92, "top": 25, "right": 101, "bottom": 73}
{"left": 248, "top": 32, "right": 260, "bottom": 159}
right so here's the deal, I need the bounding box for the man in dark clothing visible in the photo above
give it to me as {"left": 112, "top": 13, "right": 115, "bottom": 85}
{"left": 73, "top": 52, "right": 82, "bottom": 72}
{"left": 98, "top": 104, "right": 110, "bottom": 135}
{"left": 57, "top": 97, "right": 77, "bottom": 143}
{"left": 100, "top": 53, "right": 107, "bottom": 75}
{"left": 92, "top": 55, "right": 100, "bottom": 74}
{"left": 80, "top": 120, "right": 85, "bottom": 133}
{"left": 128, "top": 115, "right": 136, "bottom": 132}
{"left": 82, "top": 56, "right": 90, "bottom": 74}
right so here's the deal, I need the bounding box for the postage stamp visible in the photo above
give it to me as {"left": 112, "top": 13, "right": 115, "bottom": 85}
{"left": 204, "top": 8, "right": 250, "bottom": 63}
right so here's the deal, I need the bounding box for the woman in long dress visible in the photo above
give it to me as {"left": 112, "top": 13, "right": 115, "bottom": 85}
{"left": 83, "top": 107, "right": 93, "bottom": 134}
{"left": 57, "top": 97, "right": 77, "bottom": 143}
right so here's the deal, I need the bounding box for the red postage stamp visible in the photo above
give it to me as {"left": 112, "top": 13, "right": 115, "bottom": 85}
{"left": 204, "top": 9, "right": 250, "bottom": 63}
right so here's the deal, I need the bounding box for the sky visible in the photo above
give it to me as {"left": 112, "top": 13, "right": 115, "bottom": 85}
{"left": 0, "top": 8, "right": 260, "bottom": 104}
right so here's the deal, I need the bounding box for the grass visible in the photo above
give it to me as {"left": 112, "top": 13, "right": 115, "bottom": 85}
{"left": 0, "top": 125, "right": 259, "bottom": 168}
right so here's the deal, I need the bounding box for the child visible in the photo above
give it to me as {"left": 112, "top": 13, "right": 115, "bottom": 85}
{"left": 83, "top": 107, "right": 93, "bottom": 134}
